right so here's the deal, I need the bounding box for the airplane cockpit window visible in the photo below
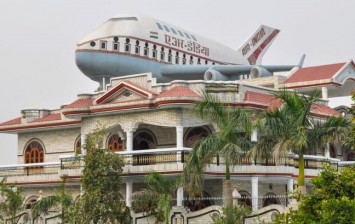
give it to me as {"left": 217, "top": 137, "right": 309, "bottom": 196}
{"left": 163, "top": 25, "right": 170, "bottom": 32}
{"left": 190, "top": 56, "right": 193, "bottom": 64}
{"left": 205, "top": 60, "right": 208, "bottom": 65}
{"left": 113, "top": 37, "right": 119, "bottom": 42}
{"left": 156, "top": 23, "right": 163, "bottom": 30}
{"left": 100, "top": 41, "right": 107, "bottom": 50}
{"left": 90, "top": 41, "right": 96, "bottom": 47}
{"left": 191, "top": 35, "right": 198, "bottom": 41}
{"left": 197, "top": 58, "right": 201, "bottom": 64}
{"left": 111, "top": 17, "right": 138, "bottom": 21}
{"left": 184, "top": 32, "right": 191, "bottom": 39}
{"left": 125, "top": 38, "right": 131, "bottom": 52}
{"left": 178, "top": 30, "right": 184, "bottom": 37}
{"left": 171, "top": 28, "right": 178, "bottom": 35}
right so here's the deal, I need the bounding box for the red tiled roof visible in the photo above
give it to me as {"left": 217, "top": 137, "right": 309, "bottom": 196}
{"left": 244, "top": 91, "right": 274, "bottom": 105}
{"left": 0, "top": 117, "right": 21, "bottom": 126}
{"left": 66, "top": 98, "right": 93, "bottom": 109}
{"left": 30, "top": 113, "right": 62, "bottom": 123}
{"left": 311, "top": 104, "right": 340, "bottom": 116}
{"left": 285, "top": 63, "right": 346, "bottom": 84}
{"left": 157, "top": 86, "right": 200, "bottom": 98}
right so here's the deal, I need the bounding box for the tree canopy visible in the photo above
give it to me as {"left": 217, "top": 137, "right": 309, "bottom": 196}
{"left": 275, "top": 165, "right": 355, "bottom": 224}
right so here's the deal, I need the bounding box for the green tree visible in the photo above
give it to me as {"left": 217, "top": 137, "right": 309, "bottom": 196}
{"left": 74, "top": 127, "right": 130, "bottom": 224}
{"left": 132, "top": 172, "right": 178, "bottom": 224}
{"left": 212, "top": 205, "right": 250, "bottom": 224}
{"left": 0, "top": 178, "right": 25, "bottom": 224}
{"left": 254, "top": 90, "right": 349, "bottom": 192}
{"left": 274, "top": 165, "right": 355, "bottom": 224}
{"left": 31, "top": 175, "right": 74, "bottom": 223}
{"left": 344, "top": 92, "right": 355, "bottom": 150}
{"left": 184, "top": 91, "right": 254, "bottom": 205}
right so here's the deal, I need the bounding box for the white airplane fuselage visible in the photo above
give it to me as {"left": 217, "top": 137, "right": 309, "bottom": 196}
{"left": 75, "top": 15, "right": 292, "bottom": 86}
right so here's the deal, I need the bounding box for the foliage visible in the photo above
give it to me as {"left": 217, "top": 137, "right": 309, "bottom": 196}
{"left": 132, "top": 171, "right": 178, "bottom": 224}
{"left": 344, "top": 92, "right": 355, "bottom": 149}
{"left": 31, "top": 175, "right": 74, "bottom": 223}
{"left": 212, "top": 205, "right": 250, "bottom": 224}
{"left": 274, "top": 165, "right": 355, "bottom": 224}
{"left": 74, "top": 127, "right": 130, "bottom": 224}
{"left": 184, "top": 91, "right": 254, "bottom": 198}
{"left": 253, "top": 89, "right": 349, "bottom": 188}
{"left": 0, "top": 178, "right": 25, "bottom": 224}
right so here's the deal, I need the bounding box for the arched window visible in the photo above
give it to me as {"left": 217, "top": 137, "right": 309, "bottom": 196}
{"left": 125, "top": 38, "right": 131, "bottom": 52}
{"left": 184, "top": 126, "right": 211, "bottom": 147}
{"left": 133, "top": 130, "right": 157, "bottom": 150}
{"left": 263, "top": 193, "right": 279, "bottom": 207}
{"left": 25, "top": 196, "right": 39, "bottom": 209}
{"left": 107, "top": 134, "right": 124, "bottom": 152}
{"left": 24, "top": 140, "right": 44, "bottom": 164}
{"left": 168, "top": 49, "right": 172, "bottom": 63}
{"left": 74, "top": 136, "right": 81, "bottom": 155}
{"left": 238, "top": 191, "right": 252, "bottom": 207}
{"left": 160, "top": 47, "right": 165, "bottom": 61}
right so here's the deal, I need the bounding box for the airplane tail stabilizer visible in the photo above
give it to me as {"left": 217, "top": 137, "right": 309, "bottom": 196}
{"left": 237, "top": 25, "right": 280, "bottom": 65}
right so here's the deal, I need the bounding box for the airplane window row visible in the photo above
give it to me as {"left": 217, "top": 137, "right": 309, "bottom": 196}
{"left": 156, "top": 22, "right": 197, "bottom": 41}
{"left": 92, "top": 38, "right": 215, "bottom": 65}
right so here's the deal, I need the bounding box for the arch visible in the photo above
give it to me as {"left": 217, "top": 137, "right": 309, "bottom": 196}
{"left": 184, "top": 126, "right": 211, "bottom": 147}
{"left": 133, "top": 129, "right": 157, "bottom": 150}
{"left": 107, "top": 133, "right": 124, "bottom": 152}
{"left": 24, "top": 195, "right": 39, "bottom": 209}
{"left": 238, "top": 190, "right": 252, "bottom": 207}
{"left": 263, "top": 193, "right": 280, "bottom": 207}
{"left": 184, "top": 191, "right": 214, "bottom": 212}
{"left": 74, "top": 135, "right": 81, "bottom": 155}
{"left": 24, "top": 139, "right": 45, "bottom": 164}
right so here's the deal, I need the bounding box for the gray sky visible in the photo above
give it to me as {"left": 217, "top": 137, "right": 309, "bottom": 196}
{"left": 0, "top": 0, "right": 354, "bottom": 165}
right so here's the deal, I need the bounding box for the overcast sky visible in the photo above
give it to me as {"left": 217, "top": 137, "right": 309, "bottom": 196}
{"left": 0, "top": 0, "right": 354, "bottom": 165}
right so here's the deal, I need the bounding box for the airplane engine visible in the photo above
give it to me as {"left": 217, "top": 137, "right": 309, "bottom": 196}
{"left": 250, "top": 66, "right": 273, "bottom": 78}
{"left": 204, "top": 69, "right": 229, "bottom": 81}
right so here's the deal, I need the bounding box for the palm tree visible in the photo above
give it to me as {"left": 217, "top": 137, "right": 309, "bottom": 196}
{"left": 31, "top": 175, "right": 74, "bottom": 223}
{"left": 0, "top": 178, "right": 25, "bottom": 224}
{"left": 132, "top": 172, "right": 178, "bottom": 224}
{"left": 254, "top": 89, "right": 349, "bottom": 193}
{"left": 184, "top": 91, "right": 254, "bottom": 206}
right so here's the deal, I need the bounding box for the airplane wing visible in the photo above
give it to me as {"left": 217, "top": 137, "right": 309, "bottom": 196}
{"left": 161, "top": 63, "right": 297, "bottom": 81}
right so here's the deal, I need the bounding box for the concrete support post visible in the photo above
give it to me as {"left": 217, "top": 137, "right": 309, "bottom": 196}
{"left": 287, "top": 178, "right": 294, "bottom": 205}
{"left": 251, "top": 177, "right": 259, "bottom": 212}
{"left": 126, "top": 180, "right": 133, "bottom": 207}
{"left": 177, "top": 187, "right": 184, "bottom": 206}
{"left": 176, "top": 126, "right": 184, "bottom": 163}
{"left": 126, "top": 131, "right": 133, "bottom": 152}
{"left": 321, "top": 86, "right": 328, "bottom": 100}
{"left": 80, "top": 134, "right": 87, "bottom": 155}
{"left": 325, "top": 143, "right": 330, "bottom": 158}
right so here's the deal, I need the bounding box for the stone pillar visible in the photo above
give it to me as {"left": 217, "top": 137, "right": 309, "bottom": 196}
{"left": 251, "top": 177, "right": 259, "bottom": 211}
{"left": 321, "top": 86, "right": 328, "bottom": 100}
{"left": 287, "top": 178, "right": 294, "bottom": 205}
{"left": 80, "top": 134, "right": 87, "bottom": 155}
{"left": 126, "top": 180, "right": 133, "bottom": 207}
{"left": 251, "top": 129, "right": 258, "bottom": 142}
{"left": 325, "top": 143, "right": 330, "bottom": 158}
{"left": 177, "top": 187, "right": 184, "bottom": 206}
{"left": 126, "top": 131, "right": 134, "bottom": 151}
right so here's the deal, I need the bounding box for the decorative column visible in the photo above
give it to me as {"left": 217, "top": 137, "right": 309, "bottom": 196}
{"left": 126, "top": 180, "right": 133, "bottom": 207}
{"left": 251, "top": 130, "right": 258, "bottom": 142}
{"left": 177, "top": 187, "right": 184, "bottom": 206}
{"left": 80, "top": 134, "right": 88, "bottom": 155}
{"left": 251, "top": 177, "right": 259, "bottom": 211}
{"left": 321, "top": 86, "right": 328, "bottom": 100}
{"left": 176, "top": 126, "right": 184, "bottom": 163}
{"left": 287, "top": 178, "right": 294, "bottom": 205}
{"left": 126, "top": 130, "right": 134, "bottom": 151}
{"left": 324, "top": 143, "right": 330, "bottom": 158}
